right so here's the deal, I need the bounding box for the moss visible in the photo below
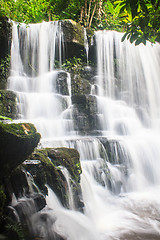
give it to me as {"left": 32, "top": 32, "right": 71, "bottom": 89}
{"left": 0, "top": 90, "right": 17, "bottom": 119}
{"left": 25, "top": 149, "right": 65, "bottom": 199}
{"left": 26, "top": 147, "right": 82, "bottom": 209}
{"left": 47, "top": 147, "right": 81, "bottom": 184}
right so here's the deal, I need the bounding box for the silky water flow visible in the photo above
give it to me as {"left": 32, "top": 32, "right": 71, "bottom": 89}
{"left": 8, "top": 22, "right": 160, "bottom": 239}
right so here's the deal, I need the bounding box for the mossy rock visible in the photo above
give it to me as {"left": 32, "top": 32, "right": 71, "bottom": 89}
{"left": 26, "top": 147, "right": 82, "bottom": 209}
{"left": 61, "top": 20, "right": 84, "bottom": 46}
{"left": 60, "top": 20, "right": 85, "bottom": 60}
{"left": 0, "top": 122, "right": 41, "bottom": 178}
{"left": 0, "top": 90, "right": 17, "bottom": 119}
{"left": 25, "top": 149, "right": 65, "bottom": 200}
{"left": 47, "top": 147, "right": 81, "bottom": 183}
{"left": 71, "top": 74, "right": 91, "bottom": 96}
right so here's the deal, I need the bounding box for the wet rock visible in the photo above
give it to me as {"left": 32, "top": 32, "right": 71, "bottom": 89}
{"left": 13, "top": 193, "right": 46, "bottom": 220}
{"left": 26, "top": 147, "right": 82, "bottom": 210}
{"left": 0, "top": 122, "right": 41, "bottom": 178}
{"left": 60, "top": 20, "right": 85, "bottom": 60}
{"left": 72, "top": 94, "right": 98, "bottom": 133}
{"left": 0, "top": 90, "right": 17, "bottom": 119}
{"left": 80, "top": 66, "right": 96, "bottom": 82}
{"left": 24, "top": 149, "right": 64, "bottom": 198}
{"left": 71, "top": 74, "right": 91, "bottom": 95}
{"left": 47, "top": 147, "right": 81, "bottom": 183}
{"left": 56, "top": 71, "right": 69, "bottom": 95}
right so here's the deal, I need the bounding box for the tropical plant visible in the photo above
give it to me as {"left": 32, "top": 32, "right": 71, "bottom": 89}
{"left": 116, "top": 0, "right": 160, "bottom": 44}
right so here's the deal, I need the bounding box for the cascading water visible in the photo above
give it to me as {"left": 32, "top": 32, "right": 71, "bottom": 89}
{"left": 8, "top": 21, "right": 73, "bottom": 140}
{"left": 8, "top": 22, "right": 160, "bottom": 239}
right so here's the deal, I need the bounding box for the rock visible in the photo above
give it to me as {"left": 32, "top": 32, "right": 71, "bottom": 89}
{"left": 71, "top": 74, "right": 91, "bottom": 95}
{"left": 24, "top": 148, "right": 65, "bottom": 200}
{"left": 0, "top": 17, "right": 11, "bottom": 61}
{"left": 0, "top": 90, "right": 17, "bottom": 119}
{"left": 80, "top": 66, "right": 96, "bottom": 82}
{"left": 12, "top": 193, "right": 46, "bottom": 223}
{"left": 72, "top": 94, "right": 98, "bottom": 133}
{"left": 26, "top": 147, "right": 82, "bottom": 210}
{"left": 98, "top": 137, "right": 126, "bottom": 165}
{"left": 61, "top": 20, "right": 84, "bottom": 45}
{"left": 0, "top": 16, "right": 11, "bottom": 89}
{"left": 0, "top": 122, "right": 41, "bottom": 178}
{"left": 56, "top": 71, "right": 69, "bottom": 95}
{"left": 60, "top": 20, "right": 85, "bottom": 60}
{"left": 47, "top": 147, "right": 81, "bottom": 183}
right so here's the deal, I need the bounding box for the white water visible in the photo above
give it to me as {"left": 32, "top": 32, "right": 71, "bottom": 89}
{"left": 8, "top": 23, "right": 160, "bottom": 239}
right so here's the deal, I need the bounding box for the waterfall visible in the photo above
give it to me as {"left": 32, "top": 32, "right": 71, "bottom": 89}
{"left": 84, "top": 28, "right": 89, "bottom": 65}
{"left": 8, "top": 21, "right": 160, "bottom": 239}
{"left": 8, "top": 21, "right": 73, "bottom": 139}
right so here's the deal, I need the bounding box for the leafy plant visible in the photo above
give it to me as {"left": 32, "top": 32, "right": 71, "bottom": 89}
{"left": 115, "top": 0, "right": 160, "bottom": 44}
{"left": 62, "top": 57, "right": 84, "bottom": 73}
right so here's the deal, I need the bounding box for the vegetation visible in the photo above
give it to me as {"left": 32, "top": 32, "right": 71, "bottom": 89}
{"left": 117, "top": 0, "right": 160, "bottom": 44}
{"left": 0, "top": 0, "right": 159, "bottom": 42}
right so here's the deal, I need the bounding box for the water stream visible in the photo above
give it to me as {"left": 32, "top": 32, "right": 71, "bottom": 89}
{"left": 8, "top": 22, "right": 160, "bottom": 239}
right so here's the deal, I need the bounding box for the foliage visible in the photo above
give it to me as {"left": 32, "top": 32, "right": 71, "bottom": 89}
{"left": 0, "top": 115, "right": 12, "bottom": 121}
{"left": 116, "top": 0, "right": 160, "bottom": 44}
{"left": 62, "top": 57, "right": 84, "bottom": 73}
{"left": 0, "top": 0, "right": 159, "bottom": 44}
{"left": 99, "top": 0, "right": 126, "bottom": 31}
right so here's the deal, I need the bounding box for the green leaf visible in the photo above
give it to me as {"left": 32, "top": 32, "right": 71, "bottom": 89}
{"left": 130, "top": 32, "right": 139, "bottom": 43}
{"left": 0, "top": 115, "right": 12, "bottom": 121}
{"left": 121, "top": 31, "right": 129, "bottom": 42}
{"left": 107, "top": 0, "right": 114, "bottom": 15}
{"left": 135, "top": 37, "right": 142, "bottom": 45}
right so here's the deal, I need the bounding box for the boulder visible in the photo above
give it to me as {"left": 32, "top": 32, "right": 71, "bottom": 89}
{"left": 0, "top": 122, "right": 41, "bottom": 177}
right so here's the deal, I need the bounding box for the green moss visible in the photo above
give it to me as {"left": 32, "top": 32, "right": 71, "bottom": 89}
{"left": 26, "top": 149, "right": 65, "bottom": 198}
{"left": 47, "top": 147, "right": 82, "bottom": 184}
{"left": 26, "top": 147, "right": 82, "bottom": 208}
